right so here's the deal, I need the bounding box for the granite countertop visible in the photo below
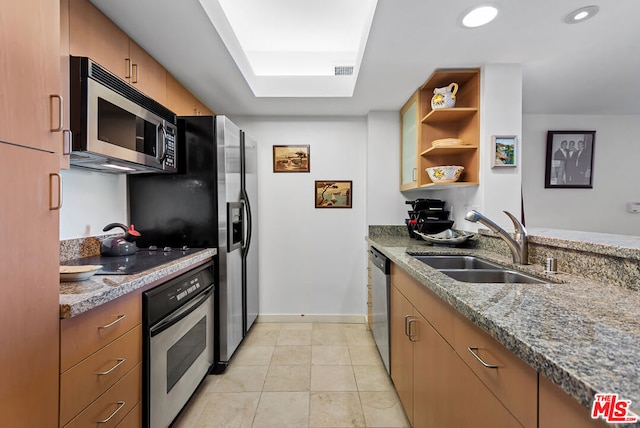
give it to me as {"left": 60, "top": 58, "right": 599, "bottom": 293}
{"left": 59, "top": 248, "right": 217, "bottom": 318}
{"left": 368, "top": 234, "right": 640, "bottom": 424}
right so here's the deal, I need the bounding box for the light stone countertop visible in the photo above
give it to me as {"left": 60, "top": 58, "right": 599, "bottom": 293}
{"left": 368, "top": 233, "right": 640, "bottom": 426}
{"left": 59, "top": 248, "right": 216, "bottom": 318}
{"left": 527, "top": 227, "right": 640, "bottom": 261}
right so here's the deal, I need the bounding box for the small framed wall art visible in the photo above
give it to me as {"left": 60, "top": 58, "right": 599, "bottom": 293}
{"left": 273, "top": 145, "right": 310, "bottom": 173}
{"left": 544, "top": 130, "right": 595, "bottom": 188}
{"left": 315, "top": 180, "right": 352, "bottom": 208}
{"left": 491, "top": 135, "right": 517, "bottom": 167}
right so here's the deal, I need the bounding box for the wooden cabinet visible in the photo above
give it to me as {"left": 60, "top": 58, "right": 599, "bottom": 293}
{"left": 0, "top": 0, "right": 63, "bottom": 424}
{"left": 60, "top": 0, "right": 72, "bottom": 168}
{"left": 64, "top": 363, "right": 142, "bottom": 428}
{"left": 390, "top": 285, "right": 416, "bottom": 425}
{"left": 539, "top": 375, "right": 608, "bottom": 428}
{"left": 60, "top": 290, "right": 143, "bottom": 427}
{"left": 399, "top": 69, "right": 480, "bottom": 190}
{"left": 66, "top": 0, "right": 216, "bottom": 115}
{"left": 453, "top": 306, "right": 537, "bottom": 427}
{"left": 129, "top": 40, "right": 167, "bottom": 104}
{"left": 67, "top": 0, "right": 166, "bottom": 103}
{"left": 68, "top": 0, "right": 130, "bottom": 81}
{"left": 0, "top": 143, "right": 61, "bottom": 427}
{"left": 166, "top": 72, "right": 214, "bottom": 116}
{"left": 115, "top": 402, "right": 142, "bottom": 428}
{"left": 390, "top": 264, "right": 534, "bottom": 427}
{"left": 0, "top": 0, "right": 64, "bottom": 154}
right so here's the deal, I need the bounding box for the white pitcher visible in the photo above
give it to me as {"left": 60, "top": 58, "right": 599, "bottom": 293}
{"left": 431, "top": 82, "right": 459, "bottom": 109}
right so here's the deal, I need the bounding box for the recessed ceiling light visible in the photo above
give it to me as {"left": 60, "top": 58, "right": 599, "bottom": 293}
{"left": 461, "top": 5, "right": 499, "bottom": 28}
{"left": 563, "top": 5, "right": 599, "bottom": 24}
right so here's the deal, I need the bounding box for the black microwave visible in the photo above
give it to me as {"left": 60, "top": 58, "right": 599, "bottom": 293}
{"left": 69, "top": 56, "right": 177, "bottom": 174}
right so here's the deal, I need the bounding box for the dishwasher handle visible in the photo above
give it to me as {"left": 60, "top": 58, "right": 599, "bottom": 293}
{"left": 370, "top": 247, "right": 390, "bottom": 274}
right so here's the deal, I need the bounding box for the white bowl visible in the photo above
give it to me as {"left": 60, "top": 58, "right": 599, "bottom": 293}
{"left": 426, "top": 165, "right": 464, "bottom": 183}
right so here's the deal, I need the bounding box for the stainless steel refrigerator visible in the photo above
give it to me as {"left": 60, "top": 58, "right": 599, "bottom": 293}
{"left": 128, "top": 115, "right": 259, "bottom": 372}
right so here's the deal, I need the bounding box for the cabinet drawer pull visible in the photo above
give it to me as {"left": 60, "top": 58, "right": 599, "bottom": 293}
{"left": 407, "top": 318, "right": 418, "bottom": 342}
{"left": 97, "top": 401, "right": 125, "bottom": 423}
{"left": 96, "top": 358, "right": 126, "bottom": 376}
{"left": 404, "top": 315, "right": 412, "bottom": 337}
{"left": 98, "top": 314, "right": 126, "bottom": 330}
{"left": 49, "top": 173, "right": 62, "bottom": 210}
{"left": 468, "top": 347, "right": 498, "bottom": 369}
{"left": 49, "top": 94, "right": 63, "bottom": 132}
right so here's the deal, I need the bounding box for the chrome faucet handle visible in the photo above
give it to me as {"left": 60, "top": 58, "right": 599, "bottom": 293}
{"left": 503, "top": 211, "right": 527, "bottom": 235}
{"left": 503, "top": 210, "right": 528, "bottom": 264}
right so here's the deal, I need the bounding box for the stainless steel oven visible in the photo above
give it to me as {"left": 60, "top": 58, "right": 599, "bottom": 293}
{"left": 143, "top": 261, "right": 215, "bottom": 428}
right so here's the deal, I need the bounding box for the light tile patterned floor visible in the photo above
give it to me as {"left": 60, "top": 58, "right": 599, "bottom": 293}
{"left": 173, "top": 322, "right": 410, "bottom": 428}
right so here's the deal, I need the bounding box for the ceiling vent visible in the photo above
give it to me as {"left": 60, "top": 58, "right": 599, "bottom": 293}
{"left": 334, "top": 66, "right": 354, "bottom": 76}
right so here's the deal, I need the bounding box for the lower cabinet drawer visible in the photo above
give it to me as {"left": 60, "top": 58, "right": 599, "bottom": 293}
{"left": 453, "top": 312, "right": 537, "bottom": 427}
{"left": 61, "top": 290, "right": 142, "bottom": 372}
{"left": 115, "top": 402, "right": 142, "bottom": 428}
{"left": 60, "top": 325, "right": 142, "bottom": 426}
{"left": 63, "top": 363, "right": 142, "bottom": 428}
{"left": 539, "top": 375, "right": 608, "bottom": 428}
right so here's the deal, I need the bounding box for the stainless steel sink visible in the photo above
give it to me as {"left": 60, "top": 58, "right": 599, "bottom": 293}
{"left": 411, "top": 255, "right": 503, "bottom": 270}
{"left": 408, "top": 254, "right": 547, "bottom": 284}
{"left": 438, "top": 269, "right": 547, "bottom": 284}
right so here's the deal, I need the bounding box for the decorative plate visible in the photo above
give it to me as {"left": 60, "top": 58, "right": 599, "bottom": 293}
{"left": 414, "top": 229, "right": 475, "bottom": 245}
{"left": 60, "top": 265, "right": 102, "bottom": 282}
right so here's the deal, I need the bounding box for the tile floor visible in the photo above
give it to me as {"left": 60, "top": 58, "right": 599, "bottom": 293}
{"left": 173, "top": 322, "right": 410, "bottom": 428}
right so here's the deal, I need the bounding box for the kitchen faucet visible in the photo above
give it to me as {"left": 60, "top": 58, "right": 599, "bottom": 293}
{"left": 465, "top": 210, "right": 528, "bottom": 265}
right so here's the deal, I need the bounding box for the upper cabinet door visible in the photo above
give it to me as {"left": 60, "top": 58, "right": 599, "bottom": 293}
{"left": 400, "top": 91, "right": 419, "bottom": 191}
{"left": 129, "top": 40, "right": 166, "bottom": 104}
{"left": 166, "top": 72, "right": 214, "bottom": 116}
{"left": 0, "top": 0, "right": 62, "bottom": 153}
{"left": 68, "top": 0, "right": 167, "bottom": 104}
{"left": 68, "top": 0, "right": 130, "bottom": 80}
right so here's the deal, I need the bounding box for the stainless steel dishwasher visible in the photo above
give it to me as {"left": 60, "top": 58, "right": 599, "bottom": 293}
{"left": 370, "top": 247, "right": 391, "bottom": 373}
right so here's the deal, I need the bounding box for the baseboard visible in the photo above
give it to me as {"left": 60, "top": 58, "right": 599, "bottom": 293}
{"left": 256, "top": 314, "right": 366, "bottom": 324}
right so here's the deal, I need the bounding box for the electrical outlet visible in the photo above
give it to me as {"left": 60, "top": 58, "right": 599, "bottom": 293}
{"left": 627, "top": 202, "right": 640, "bottom": 213}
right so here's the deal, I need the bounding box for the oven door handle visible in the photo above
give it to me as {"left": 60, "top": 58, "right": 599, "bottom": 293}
{"left": 150, "top": 284, "right": 214, "bottom": 337}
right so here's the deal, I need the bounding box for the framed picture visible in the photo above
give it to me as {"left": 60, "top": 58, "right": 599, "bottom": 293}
{"left": 491, "top": 135, "right": 517, "bottom": 167}
{"left": 544, "top": 131, "right": 595, "bottom": 188}
{"left": 315, "top": 180, "right": 352, "bottom": 208}
{"left": 273, "top": 145, "right": 310, "bottom": 173}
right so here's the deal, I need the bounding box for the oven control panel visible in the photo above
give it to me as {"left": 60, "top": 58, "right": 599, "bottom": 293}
{"left": 143, "top": 261, "right": 214, "bottom": 324}
{"left": 174, "top": 277, "right": 202, "bottom": 302}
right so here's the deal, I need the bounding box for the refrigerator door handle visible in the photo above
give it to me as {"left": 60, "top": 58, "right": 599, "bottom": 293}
{"left": 241, "top": 190, "right": 252, "bottom": 253}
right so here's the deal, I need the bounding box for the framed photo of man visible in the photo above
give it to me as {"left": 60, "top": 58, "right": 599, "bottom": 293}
{"left": 544, "top": 130, "right": 595, "bottom": 189}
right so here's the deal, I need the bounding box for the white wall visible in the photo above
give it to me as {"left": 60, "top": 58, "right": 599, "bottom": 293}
{"left": 366, "top": 111, "right": 408, "bottom": 225}
{"left": 232, "top": 116, "right": 368, "bottom": 319}
{"left": 522, "top": 114, "right": 640, "bottom": 234}
{"left": 59, "top": 168, "right": 127, "bottom": 239}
